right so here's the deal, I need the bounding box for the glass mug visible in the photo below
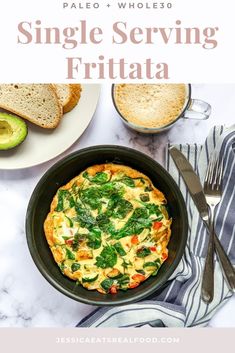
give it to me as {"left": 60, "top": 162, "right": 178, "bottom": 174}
{"left": 112, "top": 84, "right": 211, "bottom": 133}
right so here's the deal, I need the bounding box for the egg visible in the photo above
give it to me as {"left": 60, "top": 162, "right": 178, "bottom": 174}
{"left": 44, "top": 164, "right": 172, "bottom": 294}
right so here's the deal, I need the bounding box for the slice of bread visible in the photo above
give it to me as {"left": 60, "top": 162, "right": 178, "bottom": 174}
{"left": 53, "top": 84, "right": 82, "bottom": 113}
{"left": 0, "top": 84, "right": 63, "bottom": 129}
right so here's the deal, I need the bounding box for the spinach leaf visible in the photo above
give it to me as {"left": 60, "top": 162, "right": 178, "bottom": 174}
{"left": 114, "top": 242, "right": 126, "bottom": 256}
{"left": 75, "top": 205, "right": 96, "bottom": 230}
{"left": 107, "top": 193, "right": 122, "bottom": 210}
{"left": 71, "top": 233, "right": 87, "bottom": 251}
{"left": 117, "top": 175, "right": 135, "bottom": 188}
{"left": 136, "top": 247, "right": 151, "bottom": 258}
{"left": 92, "top": 172, "right": 109, "bottom": 184}
{"left": 112, "top": 199, "right": 133, "bottom": 219}
{"left": 87, "top": 229, "right": 102, "bottom": 249}
{"left": 145, "top": 203, "right": 161, "bottom": 216}
{"left": 117, "top": 274, "right": 130, "bottom": 289}
{"left": 107, "top": 194, "right": 133, "bottom": 219}
{"left": 96, "top": 213, "right": 112, "bottom": 232}
{"left": 72, "top": 233, "right": 79, "bottom": 251}
{"left": 95, "top": 245, "right": 117, "bottom": 269}
{"left": 83, "top": 171, "right": 109, "bottom": 184}
{"left": 113, "top": 207, "right": 152, "bottom": 240}
{"left": 99, "top": 182, "right": 123, "bottom": 198}
{"left": 69, "top": 197, "right": 75, "bottom": 208}
{"left": 80, "top": 187, "right": 102, "bottom": 210}
{"left": 71, "top": 263, "right": 81, "bottom": 272}
{"left": 100, "top": 278, "right": 114, "bottom": 291}
{"left": 55, "top": 190, "right": 70, "bottom": 212}
{"left": 65, "top": 248, "right": 75, "bottom": 260}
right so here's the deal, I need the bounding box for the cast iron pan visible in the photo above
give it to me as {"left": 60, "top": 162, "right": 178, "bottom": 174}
{"left": 26, "top": 145, "right": 188, "bottom": 306}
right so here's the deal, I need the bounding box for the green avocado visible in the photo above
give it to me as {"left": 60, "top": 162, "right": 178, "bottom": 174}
{"left": 0, "top": 113, "right": 28, "bottom": 150}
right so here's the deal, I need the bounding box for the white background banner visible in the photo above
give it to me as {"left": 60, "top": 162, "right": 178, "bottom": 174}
{"left": 0, "top": 0, "right": 234, "bottom": 82}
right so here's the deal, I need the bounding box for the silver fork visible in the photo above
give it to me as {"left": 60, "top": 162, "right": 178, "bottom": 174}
{"left": 201, "top": 155, "right": 235, "bottom": 303}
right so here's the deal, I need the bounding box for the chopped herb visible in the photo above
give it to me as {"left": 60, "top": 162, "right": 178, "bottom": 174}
{"left": 65, "top": 215, "right": 73, "bottom": 227}
{"left": 55, "top": 190, "right": 70, "bottom": 212}
{"left": 62, "top": 236, "right": 71, "bottom": 240}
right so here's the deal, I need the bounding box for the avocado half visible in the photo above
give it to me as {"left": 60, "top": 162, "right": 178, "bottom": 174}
{"left": 0, "top": 112, "right": 28, "bottom": 150}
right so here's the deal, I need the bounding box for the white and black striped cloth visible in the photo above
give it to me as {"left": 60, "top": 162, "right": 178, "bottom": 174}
{"left": 77, "top": 126, "right": 235, "bottom": 327}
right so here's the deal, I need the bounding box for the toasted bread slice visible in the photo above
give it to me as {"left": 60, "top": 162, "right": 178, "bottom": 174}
{"left": 0, "top": 84, "right": 63, "bottom": 129}
{"left": 53, "top": 84, "right": 82, "bottom": 113}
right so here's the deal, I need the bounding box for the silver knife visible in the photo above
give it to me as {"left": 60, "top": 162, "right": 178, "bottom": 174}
{"left": 169, "top": 146, "right": 235, "bottom": 300}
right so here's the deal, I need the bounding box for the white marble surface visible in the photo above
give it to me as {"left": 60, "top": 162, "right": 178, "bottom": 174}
{"left": 0, "top": 84, "right": 235, "bottom": 327}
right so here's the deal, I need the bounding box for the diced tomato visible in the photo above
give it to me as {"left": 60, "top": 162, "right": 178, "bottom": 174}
{"left": 153, "top": 221, "right": 162, "bottom": 230}
{"left": 150, "top": 246, "right": 157, "bottom": 252}
{"left": 162, "top": 252, "right": 168, "bottom": 260}
{"left": 131, "top": 235, "right": 139, "bottom": 245}
{"left": 129, "top": 282, "right": 140, "bottom": 289}
{"left": 65, "top": 239, "right": 73, "bottom": 245}
{"left": 132, "top": 274, "right": 146, "bottom": 282}
{"left": 110, "top": 285, "right": 118, "bottom": 294}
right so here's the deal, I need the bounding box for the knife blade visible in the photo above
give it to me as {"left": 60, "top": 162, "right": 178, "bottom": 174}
{"left": 169, "top": 146, "right": 209, "bottom": 222}
{"left": 169, "top": 145, "right": 235, "bottom": 296}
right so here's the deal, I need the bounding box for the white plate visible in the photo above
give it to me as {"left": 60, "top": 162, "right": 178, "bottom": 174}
{"left": 0, "top": 84, "right": 100, "bottom": 170}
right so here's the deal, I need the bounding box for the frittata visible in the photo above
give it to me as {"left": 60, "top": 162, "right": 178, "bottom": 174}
{"left": 44, "top": 164, "right": 172, "bottom": 294}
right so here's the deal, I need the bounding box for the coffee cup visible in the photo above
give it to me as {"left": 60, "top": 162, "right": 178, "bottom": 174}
{"left": 112, "top": 84, "right": 211, "bottom": 134}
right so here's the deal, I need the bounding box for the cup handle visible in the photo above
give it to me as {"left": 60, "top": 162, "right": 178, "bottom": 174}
{"left": 183, "top": 99, "right": 211, "bottom": 120}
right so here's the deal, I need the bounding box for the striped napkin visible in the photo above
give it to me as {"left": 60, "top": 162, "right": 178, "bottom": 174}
{"left": 77, "top": 126, "right": 235, "bottom": 327}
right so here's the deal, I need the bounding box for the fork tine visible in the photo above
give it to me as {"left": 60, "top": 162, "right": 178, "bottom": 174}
{"left": 207, "top": 155, "right": 216, "bottom": 185}
{"left": 216, "top": 159, "right": 223, "bottom": 190}
{"left": 204, "top": 153, "right": 224, "bottom": 192}
{"left": 212, "top": 158, "right": 218, "bottom": 190}
{"left": 205, "top": 154, "right": 214, "bottom": 185}
{"left": 209, "top": 155, "right": 216, "bottom": 185}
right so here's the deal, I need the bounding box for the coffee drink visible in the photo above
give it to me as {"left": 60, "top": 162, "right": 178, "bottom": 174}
{"left": 114, "top": 84, "right": 187, "bottom": 129}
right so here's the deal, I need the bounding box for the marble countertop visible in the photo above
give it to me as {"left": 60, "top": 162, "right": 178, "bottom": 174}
{"left": 0, "top": 84, "right": 235, "bottom": 327}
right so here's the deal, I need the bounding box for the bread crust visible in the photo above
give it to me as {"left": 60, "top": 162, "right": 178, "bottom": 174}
{"left": 0, "top": 84, "right": 63, "bottom": 129}
{"left": 53, "top": 84, "right": 82, "bottom": 114}
{"left": 63, "top": 84, "right": 82, "bottom": 113}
